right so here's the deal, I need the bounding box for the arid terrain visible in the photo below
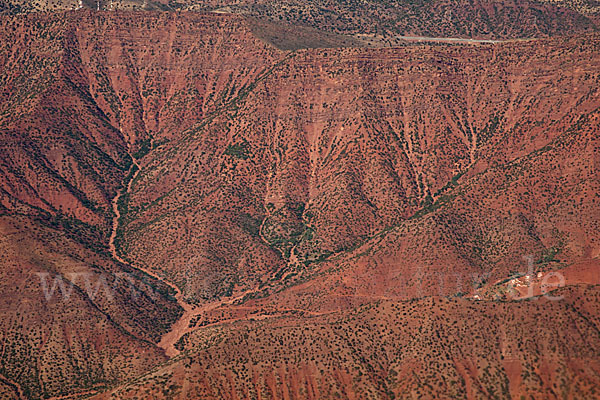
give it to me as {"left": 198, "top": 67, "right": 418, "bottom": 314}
{"left": 0, "top": 3, "right": 599, "bottom": 400}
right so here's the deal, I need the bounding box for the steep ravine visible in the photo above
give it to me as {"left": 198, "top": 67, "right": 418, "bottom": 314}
{"left": 106, "top": 52, "right": 297, "bottom": 357}
{"left": 108, "top": 138, "right": 198, "bottom": 357}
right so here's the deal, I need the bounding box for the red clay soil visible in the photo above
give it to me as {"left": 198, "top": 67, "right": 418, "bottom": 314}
{"left": 0, "top": 10, "right": 599, "bottom": 400}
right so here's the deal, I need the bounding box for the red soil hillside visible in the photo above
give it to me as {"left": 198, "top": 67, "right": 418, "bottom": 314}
{"left": 98, "top": 286, "right": 600, "bottom": 399}
{"left": 112, "top": 25, "right": 599, "bottom": 399}
{"left": 118, "top": 34, "right": 600, "bottom": 307}
{"left": 0, "top": 215, "right": 173, "bottom": 399}
{"left": 0, "top": 11, "right": 280, "bottom": 398}
{"left": 0, "top": 9, "right": 598, "bottom": 400}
